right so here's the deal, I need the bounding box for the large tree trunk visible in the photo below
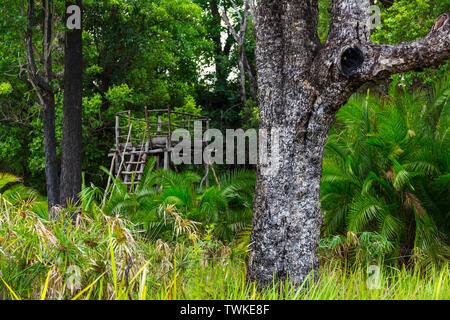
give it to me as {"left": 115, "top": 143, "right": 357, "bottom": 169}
{"left": 247, "top": 0, "right": 325, "bottom": 286}
{"left": 247, "top": 0, "right": 450, "bottom": 286}
{"left": 60, "top": 0, "right": 83, "bottom": 206}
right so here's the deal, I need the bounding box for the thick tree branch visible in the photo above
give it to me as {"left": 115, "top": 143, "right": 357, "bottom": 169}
{"left": 312, "top": 6, "right": 449, "bottom": 105}
{"left": 367, "top": 14, "right": 450, "bottom": 80}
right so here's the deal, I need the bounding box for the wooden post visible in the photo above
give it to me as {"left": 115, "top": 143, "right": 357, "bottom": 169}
{"left": 115, "top": 115, "right": 120, "bottom": 174}
{"left": 205, "top": 120, "right": 210, "bottom": 188}
{"left": 164, "top": 106, "right": 171, "bottom": 171}
{"left": 156, "top": 116, "right": 162, "bottom": 168}
{"left": 127, "top": 110, "right": 132, "bottom": 140}
{"left": 144, "top": 106, "right": 151, "bottom": 148}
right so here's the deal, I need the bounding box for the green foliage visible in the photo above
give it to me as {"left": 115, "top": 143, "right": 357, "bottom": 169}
{"left": 0, "top": 172, "right": 19, "bottom": 191}
{"left": 81, "top": 159, "right": 255, "bottom": 242}
{"left": 0, "top": 172, "right": 47, "bottom": 219}
{"left": 372, "top": 0, "right": 450, "bottom": 44}
{"left": 174, "top": 95, "right": 203, "bottom": 116}
{"left": 371, "top": 0, "right": 450, "bottom": 86}
{"left": 318, "top": 0, "right": 330, "bottom": 43}
{"left": 321, "top": 75, "right": 450, "bottom": 266}
{"left": 104, "top": 84, "right": 135, "bottom": 116}
{"left": 0, "top": 82, "right": 12, "bottom": 95}
{"left": 319, "top": 232, "right": 395, "bottom": 267}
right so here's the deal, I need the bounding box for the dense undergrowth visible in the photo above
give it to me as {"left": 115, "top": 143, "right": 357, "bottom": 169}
{"left": 0, "top": 197, "right": 448, "bottom": 300}
{"left": 321, "top": 76, "right": 450, "bottom": 269}
{"left": 0, "top": 78, "right": 449, "bottom": 300}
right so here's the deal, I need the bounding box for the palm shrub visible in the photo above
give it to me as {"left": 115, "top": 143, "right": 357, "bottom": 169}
{"left": 144, "top": 168, "right": 255, "bottom": 242}
{"left": 0, "top": 172, "right": 47, "bottom": 219}
{"left": 81, "top": 160, "right": 256, "bottom": 242}
{"left": 321, "top": 75, "right": 450, "bottom": 267}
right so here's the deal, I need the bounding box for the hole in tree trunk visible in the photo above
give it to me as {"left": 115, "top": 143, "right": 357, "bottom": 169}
{"left": 340, "top": 47, "right": 364, "bottom": 76}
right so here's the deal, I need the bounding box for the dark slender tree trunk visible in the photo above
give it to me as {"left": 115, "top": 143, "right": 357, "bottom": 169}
{"left": 27, "top": 0, "right": 60, "bottom": 209}
{"left": 42, "top": 91, "right": 59, "bottom": 208}
{"left": 247, "top": 0, "right": 450, "bottom": 286}
{"left": 42, "top": 1, "right": 60, "bottom": 209}
{"left": 60, "top": 0, "right": 83, "bottom": 206}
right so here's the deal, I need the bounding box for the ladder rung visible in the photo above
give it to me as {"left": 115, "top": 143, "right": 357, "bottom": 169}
{"left": 121, "top": 171, "right": 144, "bottom": 175}
{"left": 129, "top": 149, "right": 166, "bottom": 154}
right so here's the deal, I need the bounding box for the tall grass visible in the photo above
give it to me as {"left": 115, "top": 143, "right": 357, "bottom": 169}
{"left": 0, "top": 194, "right": 448, "bottom": 300}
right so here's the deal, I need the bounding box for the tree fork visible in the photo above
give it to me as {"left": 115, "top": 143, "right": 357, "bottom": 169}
{"left": 247, "top": 0, "right": 449, "bottom": 286}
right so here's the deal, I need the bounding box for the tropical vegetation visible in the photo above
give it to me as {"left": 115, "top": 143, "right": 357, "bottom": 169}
{"left": 0, "top": 0, "right": 449, "bottom": 300}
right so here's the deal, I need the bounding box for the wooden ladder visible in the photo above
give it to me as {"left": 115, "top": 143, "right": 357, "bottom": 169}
{"left": 120, "top": 141, "right": 150, "bottom": 190}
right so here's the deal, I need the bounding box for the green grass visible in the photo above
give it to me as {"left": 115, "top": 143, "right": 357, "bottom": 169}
{"left": 0, "top": 194, "right": 448, "bottom": 300}
{"left": 139, "top": 261, "right": 449, "bottom": 300}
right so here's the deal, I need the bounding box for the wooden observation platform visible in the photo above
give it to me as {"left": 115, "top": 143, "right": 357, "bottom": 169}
{"left": 108, "top": 107, "right": 211, "bottom": 190}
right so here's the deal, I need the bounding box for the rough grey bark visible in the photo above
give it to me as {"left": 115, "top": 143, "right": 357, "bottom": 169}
{"left": 247, "top": 0, "right": 450, "bottom": 286}
{"left": 26, "top": 0, "right": 60, "bottom": 210}
{"left": 60, "top": 0, "right": 83, "bottom": 207}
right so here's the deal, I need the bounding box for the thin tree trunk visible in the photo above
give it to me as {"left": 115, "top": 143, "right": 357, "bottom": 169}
{"left": 42, "top": 90, "right": 59, "bottom": 209}
{"left": 42, "top": 0, "right": 60, "bottom": 210}
{"left": 243, "top": 52, "right": 257, "bottom": 102}
{"left": 60, "top": 0, "right": 83, "bottom": 206}
{"left": 26, "top": 0, "right": 59, "bottom": 209}
{"left": 210, "top": 0, "right": 229, "bottom": 91}
{"left": 222, "top": 0, "right": 252, "bottom": 108}
{"left": 238, "top": 46, "right": 247, "bottom": 107}
{"left": 248, "top": 0, "right": 450, "bottom": 286}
